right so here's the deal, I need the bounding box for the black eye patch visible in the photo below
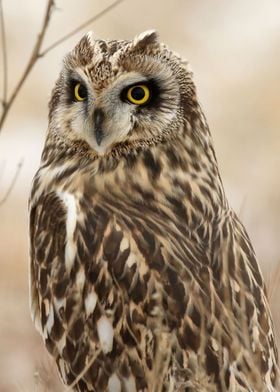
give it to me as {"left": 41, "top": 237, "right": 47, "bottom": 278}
{"left": 67, "top": 79, "right": 87, "bottom": 103}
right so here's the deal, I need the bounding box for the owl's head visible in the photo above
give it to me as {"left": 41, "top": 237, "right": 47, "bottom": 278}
{"left": 48, "top": 30, "right": 196, "bottom": 156}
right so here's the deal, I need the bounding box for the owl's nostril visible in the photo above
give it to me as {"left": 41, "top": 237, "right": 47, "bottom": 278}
{"left": 93, "top": 108, "right": 105, "bottom": 145}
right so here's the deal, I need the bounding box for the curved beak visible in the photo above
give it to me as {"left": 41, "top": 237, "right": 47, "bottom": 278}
{"left": 93, "top": 108, "right": 105, "bottom": 146}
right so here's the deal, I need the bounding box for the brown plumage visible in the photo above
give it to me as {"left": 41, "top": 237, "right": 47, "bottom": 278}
{"left": 29, "top": 30, "right": 278, "bottom": 391}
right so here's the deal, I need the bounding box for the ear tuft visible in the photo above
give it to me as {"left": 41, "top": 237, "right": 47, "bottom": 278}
{"left": 73, "top": 32, "right": 95, "bottom": 63}
{"left": 85, "top": 31, "right": 95, "bottom": 46}
{"left": 133, "top": 29, "right": 159, "bottom": 49}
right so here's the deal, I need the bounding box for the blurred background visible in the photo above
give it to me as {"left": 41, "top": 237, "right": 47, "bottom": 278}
{"left": 0, "top": 0, "right": 279, "bottom": 390}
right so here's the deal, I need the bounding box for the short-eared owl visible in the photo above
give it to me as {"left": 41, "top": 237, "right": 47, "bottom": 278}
{"left": 29, "top": 31, "right": 278, "bottom": 391}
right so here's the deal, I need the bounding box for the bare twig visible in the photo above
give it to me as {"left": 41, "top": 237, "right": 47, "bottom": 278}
{"left": 0, "top": 0, "right": 8, "bottom": 106}
{"left": 0, "top": 0, "right": 125, "bottom": 132}
{"left": 0, "top": 0, "right": 55, "bottom": 131}
{"left": 0, "top": 158, "right": 23, "bottom": 206}
{"left": 39, "top": 0, "right": 124, "bottom": 57}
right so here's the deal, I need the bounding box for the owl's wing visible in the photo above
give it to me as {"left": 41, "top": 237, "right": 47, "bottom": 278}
{"left": 29, "top": 191, "right": 68, "bottom": 337}
{"left": 208, "top": 210, "right": 279, "bottom": 389}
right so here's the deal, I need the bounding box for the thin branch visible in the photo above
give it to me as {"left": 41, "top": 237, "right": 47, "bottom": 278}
{"left": 0, "top": 0, "right": 8, "bottom": 106}
{"left": 0, "top": 158, "right": 23, "bottom": 206}
{"left": 0, "top": 0, "right": 55, "bottom": 131}
{"left": 0, "top": 0, "right": 125, "bottom": 132}
{"left": 40, "top": 0, "right": 124, "bottom": 57}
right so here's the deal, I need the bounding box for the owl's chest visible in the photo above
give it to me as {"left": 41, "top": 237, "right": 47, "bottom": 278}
{"left": 74, "top": 160, "right": 213, "bottom": 271}
{"left": 73, "top": 180, "right": 210, "bottom": 289}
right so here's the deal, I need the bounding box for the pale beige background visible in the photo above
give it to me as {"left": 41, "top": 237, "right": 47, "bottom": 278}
{"left": 0, "top": 1, "right": 279, "bottom": 390}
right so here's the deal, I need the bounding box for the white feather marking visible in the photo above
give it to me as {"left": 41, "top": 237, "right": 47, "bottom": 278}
{"left": 120, "top": 236, "right": 129, "bottom": 252}
{"left": 168, "top": 376, "right": 175, "bottom": 392}
{"left": 97, "top": 315, "right": 114, "bottom": 354}
{"left": 58, "top": 358, "right": 67, "bottom": 383}
{"left": 123, "top": 375, "right": 137, "bottom": 392}
{"left": 85, "top": 291, "right": 98, "bottom": 316}
{"left": 127, "top": 251, "right": 137, "bottom": 268}
{"left": 252, "top": 325, "right": 260, "bottom": 352}
{"left": 76, "top": 268, "right": 85, "bottom": 289}
{"left": 232, "top": 280, "right": 240, "bottom": 293}
{"left": 108, "top": 373, "right": 121, "bottom": 392}
{"left": 56, "top": 333, "right": 66, "bottom": 355}
{"left": 43, "top": 298, "right": 50, "bottom": 315}
{"left": 211, "top": 337, "right": 219, "bottom": 352}
{"left": 45, "top": 304, "right": 54, "bottom": 335}
{"left": 58, "top": 192, "right": 77, "bottom": 273}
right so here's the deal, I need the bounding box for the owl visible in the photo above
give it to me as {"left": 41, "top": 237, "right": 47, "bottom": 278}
{"left": 29, "top": 30, "right": 278, "bottom": 391}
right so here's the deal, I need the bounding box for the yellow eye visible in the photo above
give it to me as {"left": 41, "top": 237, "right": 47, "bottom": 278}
{"left": 74, "top": 82, "right": 87, "bottom": 101}
{"left": 126, "top": 84, "right": 150, "bottom": 105}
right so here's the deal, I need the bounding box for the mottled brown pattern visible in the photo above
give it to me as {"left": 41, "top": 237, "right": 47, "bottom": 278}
{"left": 29, "top": 31, "right": 278, "bottom": 391}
